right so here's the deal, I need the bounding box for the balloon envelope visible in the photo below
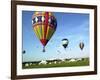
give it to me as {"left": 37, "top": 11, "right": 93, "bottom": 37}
{"left": 79, "top": 42, "right": 84, "bottom": 50}
{"left": 62, "top": 39, "right": 69, "bottom": 49}
{"left": 32, "top": 12, "right": 57, "bottom": 52}
{"left": 22, "top": 50, "right": 26, "bottom": 54}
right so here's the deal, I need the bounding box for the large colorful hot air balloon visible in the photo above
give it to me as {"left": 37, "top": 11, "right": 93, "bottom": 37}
{"left": 79, "top": 42, "right": 84, "bottom": 50}
{"left": 62, "top": 38, "right": 69, "bottom": 49}
{"left": 32, "top": 12, "right": 57, "bottom": 52}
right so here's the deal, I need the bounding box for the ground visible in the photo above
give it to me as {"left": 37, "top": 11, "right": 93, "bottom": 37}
{"left": 22, "top": 58, "right": 89, "bottom": 69}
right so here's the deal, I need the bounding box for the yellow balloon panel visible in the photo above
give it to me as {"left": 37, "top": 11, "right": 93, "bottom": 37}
{"left": 46, "top": 26, "right": 55, "bottom": 40}
{"left": 33, "top": 25, "right": 42, "bottom": 39}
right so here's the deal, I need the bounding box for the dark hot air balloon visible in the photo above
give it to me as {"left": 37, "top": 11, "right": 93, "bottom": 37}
{"left": 79, "top": 42, "right": 84, "bottom": 50}
{"left": 62, "top": 39, "right": 69, "bottom": 49}
{"left": 32, "top": 12, "right": 57, "bottom": 52}
{"left": 22, "top": 50, "right": 26, "bottom": 54}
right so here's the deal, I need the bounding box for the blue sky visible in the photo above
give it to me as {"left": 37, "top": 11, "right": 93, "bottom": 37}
{"left": 22, "top": 11, "right": 90, "bottom": 62}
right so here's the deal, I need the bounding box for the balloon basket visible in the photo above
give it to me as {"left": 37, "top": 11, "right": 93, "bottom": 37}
{"left": 43, "top": 47, "right": 45, "bottom": 52}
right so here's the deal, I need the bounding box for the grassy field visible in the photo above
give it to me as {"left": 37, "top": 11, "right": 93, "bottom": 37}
{"left": 22, "top": 58, "right": 89, "bottom": 69}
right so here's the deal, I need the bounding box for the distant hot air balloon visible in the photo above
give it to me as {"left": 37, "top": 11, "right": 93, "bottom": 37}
{"left": 79, "top": 42, "right": 84, "bottom": 50}
{"left": 62, "top": 39, "right": 69, "bottom": 49}
{"left": 22, "top": 50, "right": 26, "bottom": 54}
{"left": 32, "top": 12, "right": 57, "bottom": 52}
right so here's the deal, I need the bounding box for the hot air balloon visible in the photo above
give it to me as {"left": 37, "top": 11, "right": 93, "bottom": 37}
{"left": 32, "top": 12, "right": 57, "bottom": 52}
{"left": 22, "top": 50, "right": 26, "bottom": 54}
{"left": 62, "top": 39, "right": 69, "bottom": 49}
{"left": 79, "top": 42, "right": 84, "bottom": 50}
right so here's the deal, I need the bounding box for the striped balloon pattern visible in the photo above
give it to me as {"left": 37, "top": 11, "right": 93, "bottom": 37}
{"left": 32, "top": 12, "right": 57, "bottom": 51}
